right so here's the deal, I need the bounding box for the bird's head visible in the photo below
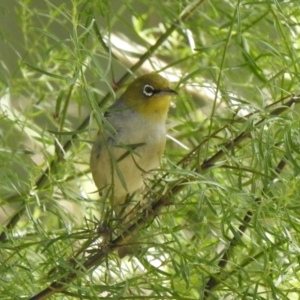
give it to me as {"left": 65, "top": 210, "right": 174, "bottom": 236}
{"left": 121, "top": 73, "right": 177, "bottom": 122}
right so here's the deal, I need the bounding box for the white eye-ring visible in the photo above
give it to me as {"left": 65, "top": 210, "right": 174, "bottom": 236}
{"left": 143, "top": 84, "right": 155, "bottom": 97}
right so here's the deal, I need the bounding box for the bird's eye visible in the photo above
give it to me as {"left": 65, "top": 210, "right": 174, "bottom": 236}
{"left": 143, "top": 84, "right": 155, "bottom": 97}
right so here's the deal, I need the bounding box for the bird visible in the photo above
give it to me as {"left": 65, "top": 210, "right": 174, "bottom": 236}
{"left": 90, "top": 73, "right": 177, "bottom": 257}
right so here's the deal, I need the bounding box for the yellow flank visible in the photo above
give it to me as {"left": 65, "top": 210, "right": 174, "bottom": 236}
{"left": 90, "top": 73, "right": 177, "bottom": 258}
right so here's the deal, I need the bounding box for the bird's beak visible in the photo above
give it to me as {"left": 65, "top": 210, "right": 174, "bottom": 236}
{"left": 159, "top": 88, "right": 178, "bottom": 96}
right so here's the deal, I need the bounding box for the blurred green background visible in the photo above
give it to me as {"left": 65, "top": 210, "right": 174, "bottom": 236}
{"left": 1, "top": 1, "right": 300, "bottom": 299}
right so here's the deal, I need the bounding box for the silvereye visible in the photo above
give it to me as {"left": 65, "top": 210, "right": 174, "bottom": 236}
{"left": 90, "top": 73, "right": 177, "bottom": 257}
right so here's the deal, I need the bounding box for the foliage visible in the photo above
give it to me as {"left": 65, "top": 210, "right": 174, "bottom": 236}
{"left": 1, "top": 0, "right": 300, "bottom": 299}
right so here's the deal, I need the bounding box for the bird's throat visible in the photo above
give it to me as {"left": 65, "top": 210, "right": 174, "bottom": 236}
{"left": 133, "top": 95, "right": 171, "bottom": 123}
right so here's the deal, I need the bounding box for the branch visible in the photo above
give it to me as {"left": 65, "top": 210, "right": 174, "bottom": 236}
{"left": 203, "top": 156, "right": 288, "bottom": 298}
{"left": 29, "top": 94, "right": 300, "bottom": 299}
